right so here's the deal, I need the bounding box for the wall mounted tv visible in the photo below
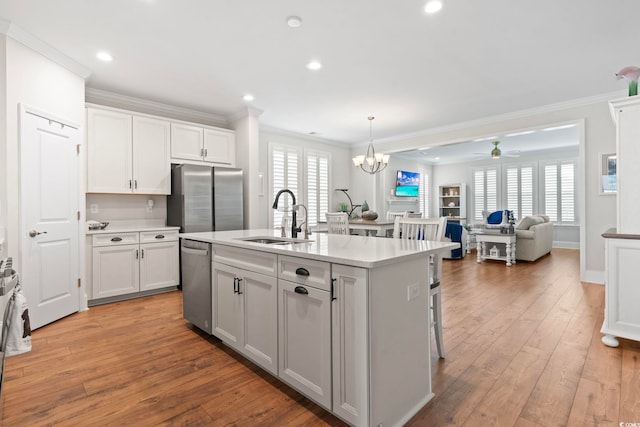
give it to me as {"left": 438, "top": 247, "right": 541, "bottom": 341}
{"left": 395, "top": 170, "right": 420, "bottom": 197}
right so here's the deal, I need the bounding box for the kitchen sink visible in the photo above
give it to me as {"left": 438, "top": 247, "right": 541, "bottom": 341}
{"left": 235, "top": 236, "right": 313, "bottom": 245}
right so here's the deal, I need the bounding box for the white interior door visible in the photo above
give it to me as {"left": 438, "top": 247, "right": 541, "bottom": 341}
{"left": 20, "top": 110, "right": 80, "bottom": 329}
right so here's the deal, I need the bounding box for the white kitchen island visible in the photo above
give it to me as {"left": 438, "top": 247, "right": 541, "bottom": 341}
{"left": 179, "top": 229, "right": 456, "bottom": 427}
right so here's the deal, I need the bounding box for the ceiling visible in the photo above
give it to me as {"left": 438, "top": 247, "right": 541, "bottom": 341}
{"left": 395, "top": 123, "right": 580, "bottom": 165}
{"left": 0, "top": 0, "right": 637, "bottom": 144}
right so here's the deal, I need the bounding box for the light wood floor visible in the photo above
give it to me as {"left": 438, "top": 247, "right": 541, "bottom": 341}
{"left": 1, "top": 249, "right": 638, "bottom": 426}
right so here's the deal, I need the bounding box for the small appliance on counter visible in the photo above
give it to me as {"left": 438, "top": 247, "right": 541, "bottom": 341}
{"left": 86, "top": 221, "right": 109, "bottom": 231}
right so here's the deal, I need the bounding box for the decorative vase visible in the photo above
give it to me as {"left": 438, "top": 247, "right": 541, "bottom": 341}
{"left": 616, "top": 66, "right": 640, "bottom": 97}
{"left": 362, "top": 210, "right": 378, "bottom": 220}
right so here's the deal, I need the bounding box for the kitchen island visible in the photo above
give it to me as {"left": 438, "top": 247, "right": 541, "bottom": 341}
{"left": 179, "top": 229, "right": 456, "bottom": 427}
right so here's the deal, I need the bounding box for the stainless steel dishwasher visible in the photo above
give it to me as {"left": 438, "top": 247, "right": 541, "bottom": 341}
{"left": 181, "top": 239, "right": 212, "bottom": 334}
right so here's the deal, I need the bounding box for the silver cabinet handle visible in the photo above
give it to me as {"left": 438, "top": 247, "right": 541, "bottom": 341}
{"left": 28, "top": 230, "right": 47, "bottom": 237}
{"left": 204, "top": 148, "right": 208, "bottom": 157}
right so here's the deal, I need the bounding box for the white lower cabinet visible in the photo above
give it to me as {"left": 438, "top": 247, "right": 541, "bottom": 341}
{"left": 601, "top": 235, "right": 640, "bottom": 345}
{"left": 211, "top": 245, "right": 368, "bottom": 425}
{"left": 92, "top": 230, "right": 178, "bottom": 300}
{"left": 331, "top": 264, "right": 368, "bottom": 426}
{"left": 278, "top": 277, "right": 332, "bottom": 410}
{"left": 212, "top": 260, "right": 278, "bottom": 375}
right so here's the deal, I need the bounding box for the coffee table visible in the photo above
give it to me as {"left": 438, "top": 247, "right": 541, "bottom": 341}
{"left": 472, "top": 230, "right": 516, "bottom": 266}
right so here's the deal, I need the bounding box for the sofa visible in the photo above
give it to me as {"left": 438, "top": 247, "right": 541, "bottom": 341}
{"left": 515, "top": 215, "right": 553, "bottom": 261}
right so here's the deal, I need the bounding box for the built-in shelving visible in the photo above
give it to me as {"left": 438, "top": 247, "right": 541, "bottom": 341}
{"left": 439, "top": 183, "right": 467, "bottom": 223}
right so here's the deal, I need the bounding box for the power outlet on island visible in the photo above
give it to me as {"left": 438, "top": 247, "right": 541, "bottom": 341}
{"left": 407, "top": 283, "right": 420, "bottom": 301}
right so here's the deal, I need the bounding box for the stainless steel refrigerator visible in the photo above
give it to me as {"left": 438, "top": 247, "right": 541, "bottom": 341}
{"left": 167, "top": 164, "right": 244, "bottom": 232}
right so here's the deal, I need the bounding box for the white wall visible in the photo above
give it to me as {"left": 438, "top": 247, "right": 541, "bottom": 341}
{"left": 367, "top": 101, "right": 616, "bottom": 283}
{"left": 0, "top": 36, "right": 6, "bottom": 258}
{"left": 260, "top": 129, "right": 351, "bottom": 225}
{"left": 2, "top": 35, "right": 86, "bottom": 269}
{"left": 86, "top": 194, "right": 166, "bottom": 222}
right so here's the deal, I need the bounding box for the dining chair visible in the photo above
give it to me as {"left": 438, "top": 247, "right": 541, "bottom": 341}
{"left": 385, "top": 211, "right": 408, "bottom": 237}
{"left": 407, "top": 212, "right": 423, "bottom": 218}
{"left": 325, "top": 212, "right": 350, "bottom": 235}
{"left": 392, "top": 216, "right": 447, "bottom": 358}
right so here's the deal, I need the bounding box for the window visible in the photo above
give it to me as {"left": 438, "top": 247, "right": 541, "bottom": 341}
{"left": 472, "top": 167, "right": 498, "bottom": 221}
{"left": 504, "top": 163, "right": 534, "bottom": 220}
{"left": 269, "top": 143, "right": 332, "bottom": 230}
{"left": 542, "top": 160, "right": 576, "bottom": 223}
{"left": 270, "top": 144, "right": 301, "bottom": 230}
{"left": 306, "top": 151, "right": 330, "bottom": 227}
{"left": 418, "top": 168, "right": 430, "bottom": 218}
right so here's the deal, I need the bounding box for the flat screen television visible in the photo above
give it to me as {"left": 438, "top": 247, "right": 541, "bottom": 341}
{"left": 395, "top": 170, "right": 420, "bottom": 197}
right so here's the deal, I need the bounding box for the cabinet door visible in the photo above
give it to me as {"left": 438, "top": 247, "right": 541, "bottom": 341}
{"left": 92, "top": 244, "right": 139, "bottom": 299}
{"left": 133, "top": 116, "right": 171, "bottom": 194}
{"left": 171, "top": 122, "right": 204, "bottom": 161}
{"left": 278, "top": 279, "right": 332, "bottom": 410}
{"left": 203, "top": 128, "right": 235, "bottom": 166}
{"left": 87, "top": 108, "right": 133, "bottom": 193}
{"left": 139, "top": 240, "right": 179, "bottom": 291}
{"left": 332, "top": 265, "right": 369, "bottom": 426}
{"left": 240, "top": 269, "right": 278, "bottom": 375}
{"left": 212, "top": 262, "right": 243, "bottom": 350}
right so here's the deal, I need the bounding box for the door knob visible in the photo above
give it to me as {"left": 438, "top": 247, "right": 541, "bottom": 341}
{"left": 28, "top": 230, "right": 47, "bottom": 237}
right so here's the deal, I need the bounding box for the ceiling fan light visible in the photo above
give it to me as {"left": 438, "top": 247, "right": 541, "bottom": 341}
{"left": 491, "top": 147, "right": 501, "bottom": 158}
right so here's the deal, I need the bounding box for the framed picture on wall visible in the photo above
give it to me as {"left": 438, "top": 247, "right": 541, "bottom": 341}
{"left": 599, "top": 152, "right": 617, "bottom": 195}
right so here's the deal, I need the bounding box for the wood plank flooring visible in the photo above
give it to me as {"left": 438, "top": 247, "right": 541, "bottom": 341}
{"left": 1, "top": 248, "right": 639, "bottom": 426}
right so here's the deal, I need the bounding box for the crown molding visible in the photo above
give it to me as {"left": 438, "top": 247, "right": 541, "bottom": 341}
{"left": 260, "top": 124, "right": 348, "bottom": 148}
{"left": 85, "top": 87, "right": 229, "bottom": 127}
{"left": 0, "top": 19, "right": 92, "bottom": 79}
{"left": 227, "top": 106, "right": 264, "bottom": 123}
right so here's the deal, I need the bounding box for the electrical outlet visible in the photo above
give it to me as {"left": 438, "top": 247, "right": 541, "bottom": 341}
{"left": 90, "top": 204, "right": 99, "bottom": 214}
{"left": 407, "top": 283, "right": 420, "bottom": 301}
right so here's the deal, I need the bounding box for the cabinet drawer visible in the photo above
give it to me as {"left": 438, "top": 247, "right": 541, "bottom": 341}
{"left": 213, "top": 245, "right": 277, "bottom": 277}
{"left": 92, "top": 232, "right": 138, "bottom": 247}
{"left": 140, "top": 230, "right": 179, "bottom": 243}
{"left": 279, "top": 255, "right": 331, "bottom": 291}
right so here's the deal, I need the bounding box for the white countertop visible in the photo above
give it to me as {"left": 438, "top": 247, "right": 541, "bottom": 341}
{"left": 86, "top": 221, "right": 180, "bottom": 235}
{"left": 180, "top": 229, "right": 457, "bottom": 269}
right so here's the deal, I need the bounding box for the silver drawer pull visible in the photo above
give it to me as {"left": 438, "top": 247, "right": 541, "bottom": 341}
{"left": 155, "top": 234, "right": 165, "bottom": 239}
{"left": 111, "top": 237, "right": 123, "bottom": 242}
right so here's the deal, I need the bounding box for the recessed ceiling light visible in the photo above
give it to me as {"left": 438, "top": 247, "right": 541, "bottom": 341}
{"left": 96, "top": 51, "right": 113, "bottom": 62}
{"left": 287, "top": 16, "right": 302, "bottom": 28}
{"left": 306, "top": 61, "right": 322, "bottom": 71}
{"left": 424, "top": 0, "right": 443, "bottom": 14}
{"left": 505, "top": 130, "right": 535, "bottom": 137}
{"left": 243, "top": 94, "right": 255, "bottom": 102}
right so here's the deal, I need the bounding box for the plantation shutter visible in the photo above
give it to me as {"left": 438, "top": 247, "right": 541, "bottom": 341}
{"left": 271, "top": 144, "right": 301, "bottom": 230}
{"left": 306, "top": 152, "right": 330, "bottom": 227}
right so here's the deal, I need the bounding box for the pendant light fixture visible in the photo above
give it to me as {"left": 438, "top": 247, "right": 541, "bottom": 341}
{"left": 491, "top": 141, "right": 502, "bottom": 159}
{"left": 352, "top": 116, "right": 390, "bottom": 175}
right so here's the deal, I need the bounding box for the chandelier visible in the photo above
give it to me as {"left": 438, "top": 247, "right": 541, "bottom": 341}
{"left": 352, "top": 116, "right": 389, "bottom": 175}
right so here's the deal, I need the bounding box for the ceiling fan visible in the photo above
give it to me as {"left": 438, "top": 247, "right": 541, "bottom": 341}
{"left": 473, "top": 141, "right": 520, "bottom": 159}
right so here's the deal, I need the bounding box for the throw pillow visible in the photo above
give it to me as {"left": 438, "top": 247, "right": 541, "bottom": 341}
{"left": 487, "top": 210, "right": 504, "bottom": 224}
{"left": 516, "top": 216, "right": 535, "bottom": 230}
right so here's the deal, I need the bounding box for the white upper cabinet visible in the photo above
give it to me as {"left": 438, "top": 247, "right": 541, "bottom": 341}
{"left": 132, "top": 116, "right": 171, "bottom": 194}
{"left": 87, "top": 108, "right": 133, "bottom": 194}
{"left": 171, "top": 122, "right": 236, "bottom": 166}
{"left": 204, "top": 127, "right": 235, "bottom": 165}
{"left": 170, "top": 123, "right": 204, "bottom": 162}
{"left": 87, "top": 107, "right": 171, "bottom": 195}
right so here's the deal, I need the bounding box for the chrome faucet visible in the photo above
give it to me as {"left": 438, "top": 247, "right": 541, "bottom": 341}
{"left": 272, "top": 189, "right": 300, "bottom": 238}
{"left": 294, "top": 204, "right": 312, "bottom": 239}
